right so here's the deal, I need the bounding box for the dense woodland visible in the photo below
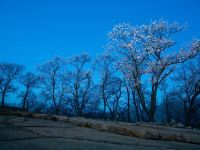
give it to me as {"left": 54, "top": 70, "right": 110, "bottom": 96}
{"left": 1, "top": 20, "right": 200, "bottom": 127}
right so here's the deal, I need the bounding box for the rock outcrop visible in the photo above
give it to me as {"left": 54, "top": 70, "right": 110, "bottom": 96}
{"left": 1, "top": 107, "right": 200, "bottom": 144}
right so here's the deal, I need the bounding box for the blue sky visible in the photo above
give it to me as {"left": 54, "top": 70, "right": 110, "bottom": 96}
{"left": 0, "top": 0, "right": 200, "bottom": 72}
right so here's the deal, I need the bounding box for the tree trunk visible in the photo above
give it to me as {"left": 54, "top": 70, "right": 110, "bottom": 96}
{"left": 55, "top": 107, "right": 59, "bottom": 115}
{"left": 135, "top": 86, "right": 148, "bottom": 119}
{"left": 1, "top": 81, "right": 10, "bottom": 108}
{"left": 110, "top": 113, "right": 115, "bottom": 120}
{"left": 102, "top": 86, "right": 107, "bottom": 120}
{"left": 22, "top": 88, "right": 29, "bottom": 111}
{"left": 103, "top": 102, "right": 106, "bottom": 120}
{"left": 148, "top": 84, "right": 158, "bottom": 122}
{"left": 22, "top": 98, "right": 26, "bottom": 111}
{"left": 184, "top": 92, "right": 199, "bottom": 126}
{"left": 126, "top": 85, "right": 130, "bottom": 122}
{"left": 165, "top": 99, "right": 171, "bottom": 124}
{"left": 185, "top": 112, "right": 190, "bottom": 127}
{"left": 132, "top": 89, "right": 140, "bottom": 122}
{"left": 1, "top": 91, "right": 6, "bottom": 107}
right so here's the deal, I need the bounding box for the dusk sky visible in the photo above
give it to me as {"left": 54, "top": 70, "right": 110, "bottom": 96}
{"left": 0, "top": 0, "right": 200, "bottom": 71}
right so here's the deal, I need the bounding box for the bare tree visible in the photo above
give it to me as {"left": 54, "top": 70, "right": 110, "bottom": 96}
{"left": 160, "top": 82, "right": 177, "bottom": 124}
{"left": 67, "top": 54, "right": 92, "bottom": 116}
{"left": 18, "top": 72, "right": 39, "bottom": 111}
{"left": 83, "top": 84, "right": 101, "bottom": 117}
{"left": 96, "top": 53, "right": 122, "bottom": 120}
{"left": 116, "top": 103, "right": 128, "bottom": 122}
{"left": 0, "top": 62, "right": 24, "bottom": 107}
{"left": 174, "top": 62, "right": 200, "bottom": 126}
{"left": 123, "top": 78, "right": 131, "bottom": 122}
{"left": 96, "top": 53, "right": 114, "bottom": 119}
{"left": 38, "top": 57, "right": 68, "bottom": 114}
{"left": 121, "top": 70, "right": 141, "bottom": 122}
{"left": 106, "top": 77, "right": 122, "bottom": 120}
{"left": 108, "top": 20, "right": 200, "bottom": 121}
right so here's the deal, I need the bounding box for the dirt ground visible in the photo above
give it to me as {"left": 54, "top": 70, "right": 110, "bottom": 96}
{"left": 0, "top": 115, "right": 200, "bottom": 150}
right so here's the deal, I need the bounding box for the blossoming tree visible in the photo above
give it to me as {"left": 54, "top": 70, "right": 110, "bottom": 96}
{"left": 107, "top": 20, "right": 200, "bottom": 121}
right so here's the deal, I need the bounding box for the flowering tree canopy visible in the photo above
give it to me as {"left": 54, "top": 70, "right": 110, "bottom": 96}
{"left": 107, "top": 20, "right": 200, "bottom": 121}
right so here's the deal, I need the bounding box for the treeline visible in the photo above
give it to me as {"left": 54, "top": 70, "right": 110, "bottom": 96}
{"left": 1, "top": 20, "right": 200, "bottom": 127}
